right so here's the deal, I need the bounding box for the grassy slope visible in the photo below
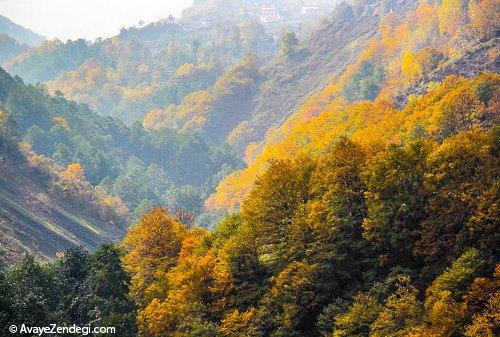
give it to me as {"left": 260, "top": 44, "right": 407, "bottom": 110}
{"left": 0, "top": 158, "right": 124, "bottom": 264}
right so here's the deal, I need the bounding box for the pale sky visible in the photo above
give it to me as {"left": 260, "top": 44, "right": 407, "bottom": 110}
{"left": 0, "top": 0, "right": 193, "bottom": 41}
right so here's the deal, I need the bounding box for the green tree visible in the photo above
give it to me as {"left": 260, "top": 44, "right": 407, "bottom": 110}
{"left": 363, "top": 140, "right": 432, "bottom": 269}
{"left": 52, "top": 247, "right": 90, "bottom": 325}
{"left": 23, "top": 124, "right": 53, "bottom": 154}
{"left": 216, "top": 218, "right": 268, "bottom": 311}
{"left": 163, "top": 185, "right": 204, "bottom": 216}
{"left": 306, "top": 138, "right": 371, "bottom": 299}
{"left": 242, "top": 156, "right": 315, "bottom": 273}
{"left": 6, "top": 255, "right": 55, "bottom": 327}
{"left": 343, "top": 61, "right": 384, "bottom": 101}
{"left": 0, "top": 109, "right": 18, "bottom": 156}
{"left": 417, "top": 129, "right": 499, "bottom": 268}
{"left": 0, "top": 270, "right": 15, "bottom": 335}
{"left": 421, "top": 249, "right": 485, "bottom": 336}
{"left": 259, "top": 261, "right": 318, "bottom": 337}
{"left": 281, "top": 32, "right": 298, "bottom": 57}
{"left": 332, "top": 292, "right": 382, "bottom": 337}
{"left": 370, "top": 276, "right": 423, "bottom": 337}
{"left": 82, "top": 244, "right": 136, "bottom": 336}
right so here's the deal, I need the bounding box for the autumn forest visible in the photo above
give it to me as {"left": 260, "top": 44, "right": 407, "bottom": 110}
{"left": 0, "top": 0, "right": 498, "bottom": 336}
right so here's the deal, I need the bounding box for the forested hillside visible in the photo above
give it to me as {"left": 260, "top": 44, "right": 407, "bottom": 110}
{"left": 122, "top": 120, "right": 499, "bottom": 337}
{"left": 141, "top": 1, "right": 419, "bottom": 152}
{"left": 0, "top": 15, "right": 40, "bottom": 67}
{"left": 209, "top": 0, "right": 499, "bottom": 210}
{"left": 6, "top": 18, "right": 276, "bottom": 123}
{"left": 1, "top": 74, "right": 498, "bottom": 334}
{"left": 0, "top": 66, "right": 242, "bottom": 261}
{"left": 0, "top": 0, "right": 498, "bottom": 336}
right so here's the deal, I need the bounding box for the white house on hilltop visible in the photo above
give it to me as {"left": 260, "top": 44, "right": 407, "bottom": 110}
{"left": 260, "top": 6, "right": 281, "bottom": 23}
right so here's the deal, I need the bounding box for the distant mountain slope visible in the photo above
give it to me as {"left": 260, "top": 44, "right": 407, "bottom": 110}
{"left": 5, "top": 39, "right": 103, "bottom": 84}
{"left": 228, "top": 13, "right": 381, "bottom": 152}
{"left": 7, "top": 18, "right": 276, "bottom": 125}
{"left": 0, "top": 34, "right": 28, "bottom": 65}
{"left": 0, "top": 15, "right": 45, "bottom": 47}
{"left": 143, "top": 1, "right": 417, "bottom": 153}
{"left": 227, "top": 0, "right": 418, "bottom": 152}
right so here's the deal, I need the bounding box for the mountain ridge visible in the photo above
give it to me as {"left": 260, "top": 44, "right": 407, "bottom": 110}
{"left": 0, "top": 15, "right": 45, "bottom": 47}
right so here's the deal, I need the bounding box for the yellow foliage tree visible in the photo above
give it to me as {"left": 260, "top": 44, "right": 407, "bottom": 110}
{"left": 142, "top": 108, "right": 165, "bottom": 130}
{"left": 61, "top": 163, "right": 85, "bottom": 181}
{"left": 401, "top": 50, "right": 422, "bottom": 82}
{"left": 123, "top": 208, "right": 187, "bottom": 305}
{"left": 58, "top": 163, "right": 87, "bottom": 196}
{"left": 438, "top": 0, "right": 464, "bottom": 35}
{"left": 219, "top": 308, "right": 258, "bottom": 337}
{"left": 135, "top": 227, "right": 217, "bottom": 336}
{"left": 52, "top": 116, "right": 69, "bottom": 130}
